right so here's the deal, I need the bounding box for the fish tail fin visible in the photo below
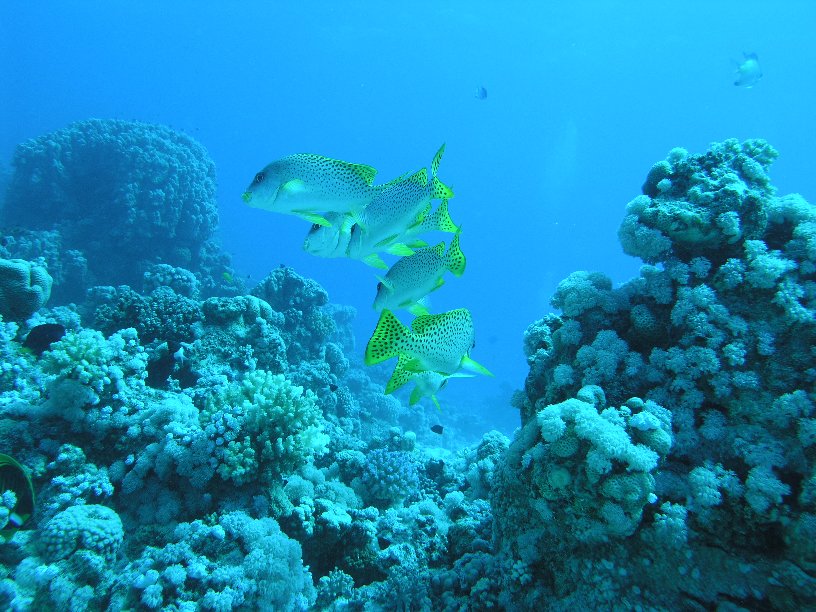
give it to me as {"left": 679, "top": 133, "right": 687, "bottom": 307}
{"left": 365, "top": 310, "right": 411, "bottom": 366}
{"left": 445, "top": 230, "right": 466, "bottom": 277}
{"left": 385, "top": 356, "right": 414, "bottom": 393}
{"left": 461, "top": 355, "right": 494, "bottom": 377}
{"left": 420, "top": 199, "right": 459, "bottom": 234}
{"left": 430, "top": 144, "right": 454, "bottom": 199}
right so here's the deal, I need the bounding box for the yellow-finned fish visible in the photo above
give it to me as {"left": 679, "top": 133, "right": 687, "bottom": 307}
{"left": 373, "top": 232, "right": 466, "bottom": 316}
{"left": 303, "top": 199, "right": 458, "bottom": 267}
{"left": 346, "top": 144, "right": 455, "bottom": 268}
{"left": 365, "top": 308, "right": 492, "bottom": 394}
{"left": 242, "top": 153, "right": 379, "bottom": 227}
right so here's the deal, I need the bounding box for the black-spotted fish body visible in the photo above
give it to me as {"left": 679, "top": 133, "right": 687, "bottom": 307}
{"left": 347, "top": 144, "right": 454, "bottom": 267}
{"left": 242, "top": 153, "right": 379, "bottom": 226}
{"left": 365, "top": 308, "right": 492, "bottom": 394}
{"left": 373, "top": 233, "right": 466, "bottom": 315}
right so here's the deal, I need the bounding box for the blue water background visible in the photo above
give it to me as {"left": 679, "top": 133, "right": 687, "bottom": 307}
{"left": 2, "top": 1, "right": 814, "bottom": 430}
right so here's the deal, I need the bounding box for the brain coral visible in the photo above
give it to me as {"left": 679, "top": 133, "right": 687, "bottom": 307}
{"left": 39, "top": 504, "right": 124, "bottom": 562}
{"left": 2, "top": 119, "right": 219, "bottom": 287}
{"left": 0, "top": 257, "right": 52, "bottom": 321}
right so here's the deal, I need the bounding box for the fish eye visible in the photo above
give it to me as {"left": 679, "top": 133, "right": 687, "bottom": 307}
{"left": 311, "top": 223, "right": 321, "bottom": 231}
{"left": 376, "top": 282, "right": 382, "bottom": 289}
{"left": 253, "top": 172, "right": 266, "bottom": 184}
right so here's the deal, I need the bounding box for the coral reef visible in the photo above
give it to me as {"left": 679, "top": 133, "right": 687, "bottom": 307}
{"left": 3, "top": 125, "right": 813, "bottom": 610}
{"left": 503, "top": 139, "right": 816, "bottom": 608}
{"left": 1, "top": 119, "right": 235, "bottom": 301}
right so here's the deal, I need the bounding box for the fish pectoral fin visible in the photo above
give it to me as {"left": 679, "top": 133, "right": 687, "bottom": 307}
{"left": 349, "top": 163, "right": 378, "bottom": 186}
{"left": 363, "top": 253, "right": 389, "bottom": 269}
{"left": 386, "top": 243, "right": 416, "bottom": 257}
{"left": 460, "top": 355, "right": 494, "bottom": 377}
{"left": 409, "top": 385, "right": 424, "bottom": 406}
{"left": 406, "top": 239, "right": 428, "bottom": 249}
{"left": 339, "top": 213, "right": 359, "bottom": 235}
{"left": 281, "top": 178, "right": 307, "bottom": 195}
{"left": 296, "top": 212, "right": 333, "bottom": 227}
{"left": 374, "top": 235, "right": 401, "bottom": 249}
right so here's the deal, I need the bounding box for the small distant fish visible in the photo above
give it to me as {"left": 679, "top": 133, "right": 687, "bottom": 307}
{"left": 430, "top": 424, "right": 444, "bottom": 435}
{"left": 373, "top": 233, "right": 466, "bottom": 316}
{"left": 365, "top": 308, "right": 492, "bottom": 395}
{"left": 22, "top": 323, "right": 66, "bottom": 357}
{"left": 475, "top": 86, "right": 488, "bottom": 100}
{"left": 734, "top": 52, "right": 762, "bottom": 88}
{"left": 0, "top": 453, "right": 35, "bottom": 537}
{"left": 329, "top": 383, "right": 338, "bottom": 392}
{"left": 242, "top": 153, "right": 379, "bottom": 226}
{"left": 222, "top": 271, "right": 234, "bottom": 283}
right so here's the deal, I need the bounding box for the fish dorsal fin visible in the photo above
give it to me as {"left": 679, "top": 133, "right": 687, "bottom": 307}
{"left": 365, "top": 309, "right": 411, "bottom": 365}
{"left": 412, "top": 167, "right": 429, "bottom": 188}
{"left": 445, "top": 231, "right": 466, "bottom": 277}
{"left": 385, "top": 356, "right": 414, "bottom": 394}
{"left": 363, "top": 253, "right": 389, "bottom": 269}
{"left": 460, "top": 355, "right": 494, "bottom": 377}
{"left": 347, "top": 162, "right": 378, "bottom": 185}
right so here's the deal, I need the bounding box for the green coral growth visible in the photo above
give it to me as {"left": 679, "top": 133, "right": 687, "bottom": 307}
{"left": 204, "top": 371, "right": 329, "bottom": 485}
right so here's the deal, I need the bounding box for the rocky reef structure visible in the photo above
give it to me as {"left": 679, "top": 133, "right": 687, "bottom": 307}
{"left": 497, "top": 139, "right": 816, "bottom": 609}
{"left": 1, "top": 119, "right": 235, "bottom": 301}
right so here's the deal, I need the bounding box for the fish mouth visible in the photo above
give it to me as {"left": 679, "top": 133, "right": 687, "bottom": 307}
{"left": 241, "top": 191, "right": 252, "bottom": 203}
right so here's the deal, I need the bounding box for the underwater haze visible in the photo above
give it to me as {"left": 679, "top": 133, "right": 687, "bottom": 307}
{"left": 1, "top": 1, "right": 816, "bottom": 610}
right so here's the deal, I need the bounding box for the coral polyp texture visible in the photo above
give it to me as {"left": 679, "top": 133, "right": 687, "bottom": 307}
{"left": 506, "top": 139, "right": 815, "bottom": 609}
{"left": 1, "top": 129, "right": 814, "bottom": 610}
